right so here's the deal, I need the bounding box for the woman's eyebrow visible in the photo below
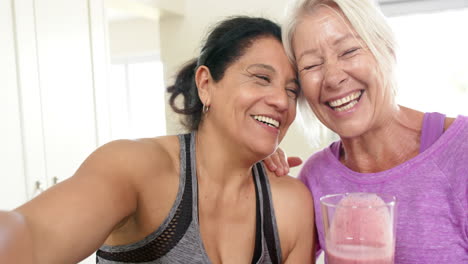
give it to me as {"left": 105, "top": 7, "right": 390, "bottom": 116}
{"left": 297, "top": 34, "right": 361, "bottom": 62}
{"left": 247, "top": 63, "right": 276, "bottom": 73}
{"left": 333, "top": 33, "right": 361, "bottom": 46}
{"left": 297, "top": 48, "right": 319, "bottom": 63}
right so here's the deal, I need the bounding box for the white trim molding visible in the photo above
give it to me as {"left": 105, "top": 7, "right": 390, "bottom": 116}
{"left": 378, "top": 0, "right": 468, "bottom": 17}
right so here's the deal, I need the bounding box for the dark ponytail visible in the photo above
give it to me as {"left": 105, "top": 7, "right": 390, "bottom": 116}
{"left": 167, "top": 16, "right": 281, "bottom": 131}
{"left": 167, "top": 58, "right": 203, "bottom": 130}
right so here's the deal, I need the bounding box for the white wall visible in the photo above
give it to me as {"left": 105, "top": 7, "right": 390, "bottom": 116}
{"left": 108, "top": 18, "right": 160, "bottom": 59}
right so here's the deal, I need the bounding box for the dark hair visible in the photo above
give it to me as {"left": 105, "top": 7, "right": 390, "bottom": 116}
{"left": 167, "top": 16, "right": 282, "bottom": 131}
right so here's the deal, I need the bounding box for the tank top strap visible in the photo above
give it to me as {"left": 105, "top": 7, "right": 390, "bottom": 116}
{"left": 253, "top": 162, "right": 282, "bottom": 264}
{"left": 419, "top": 112, "right": 446, "bottom": 153}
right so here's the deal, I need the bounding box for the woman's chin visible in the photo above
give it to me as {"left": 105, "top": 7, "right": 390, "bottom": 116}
{"left": 251, "top": 146, "right": 278, "bottom": 163}
{"left": 330, "top": 122, "right": 370, "bottom": 139}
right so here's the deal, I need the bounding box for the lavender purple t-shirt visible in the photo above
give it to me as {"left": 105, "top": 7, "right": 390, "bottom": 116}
{"left": 299, "top": 113, "right": 468, "bottom": 263}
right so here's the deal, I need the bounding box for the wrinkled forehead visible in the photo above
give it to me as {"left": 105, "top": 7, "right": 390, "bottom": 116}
{"left": 237, "top": 37, "right": 298, "bottom": 78}
{"left": 293, "top": 4, "right": 365, "bottom": 57}
{"left": 306, "top": 4, "right": 359, "bottom": 37}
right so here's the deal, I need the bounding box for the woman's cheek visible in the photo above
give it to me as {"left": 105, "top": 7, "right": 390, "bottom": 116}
{"left": 301, "top": 76, "right": 321, "bottom": 101}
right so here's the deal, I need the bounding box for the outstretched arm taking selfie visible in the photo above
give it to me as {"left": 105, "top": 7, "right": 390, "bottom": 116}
{"left": 0, "top": 211, "right": 35, "bottom": 263}
{"left": 0, "top": 138, "right": 172, "bottom": 264}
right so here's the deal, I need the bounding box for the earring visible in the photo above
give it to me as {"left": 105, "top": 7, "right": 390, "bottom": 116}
{"left": 202, "top": 104, "right": 210, "bottom": 113}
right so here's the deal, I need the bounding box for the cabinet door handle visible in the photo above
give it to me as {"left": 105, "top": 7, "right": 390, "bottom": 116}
{"left": 32, "top": 181, "right": 44, "bottom": 197}
{"left": 52, "top": 177, "right": 59, "bottom": 185}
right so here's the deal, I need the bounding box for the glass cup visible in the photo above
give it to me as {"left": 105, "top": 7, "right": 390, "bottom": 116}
{"left": 320, "top": 193, "right": 397, "bottom": 264}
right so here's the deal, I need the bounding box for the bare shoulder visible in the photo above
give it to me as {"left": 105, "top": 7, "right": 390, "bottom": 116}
{"left": 84, "top": 135, "right": 180, "bottom": 182}
{"left": 265, "top": 167, "right": 315, "bottom": 262}
{"left": 266, "top": 171, "right": 313, "bottom": 229}
{"left": 266, "top": 169, "right": 312, "bottom": 204}
{"left": 95, "top": 135, "right": 179, "bottom": 165}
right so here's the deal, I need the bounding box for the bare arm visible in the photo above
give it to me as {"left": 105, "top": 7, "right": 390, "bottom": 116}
{"left": 0, "top": 211, "right": 34, "bottom": 264}
{"left": 1, "top": 140, "right": 155, "bottom": 263}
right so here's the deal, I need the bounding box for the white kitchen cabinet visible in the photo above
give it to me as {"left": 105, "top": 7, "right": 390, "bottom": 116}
{"left": 1, "top": 0, "right": 110, "bottom": 262}
{"left": 31, "top": 0, "right": 101, "bottom": 191}
{"left": 0, "top": 0, "right": 28, "bottom": 211}
{"left": 1, "top": 0, "right": 110, "bottom": 206}
{"left": 13, "top": 0, "right": 50, "bottom": 203}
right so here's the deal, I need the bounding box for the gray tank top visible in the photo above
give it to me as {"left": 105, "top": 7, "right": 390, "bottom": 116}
{"left": 96, "top": 132, "right": 282, "bottom": 263}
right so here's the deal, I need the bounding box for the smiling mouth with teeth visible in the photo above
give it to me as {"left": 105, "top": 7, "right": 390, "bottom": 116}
{"left": 252, "top": 115, "right": 280, "bottom": 128}
{"left": 327, "top": 90, "right": 363, "bottom": 112}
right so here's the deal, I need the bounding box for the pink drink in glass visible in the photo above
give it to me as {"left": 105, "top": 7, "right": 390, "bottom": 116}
{"left": 326, "top": 243, "right": 394, "bottom": 264}
{"left": 321, "top": 193, "right": 396, "bottom": 264}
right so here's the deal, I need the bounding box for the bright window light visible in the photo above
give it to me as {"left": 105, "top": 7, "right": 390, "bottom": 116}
{"left": 389, "top": 8, "right": 468, "bottom": 117}
{"left": 109, "top": 58, "right": 166, "bottom": 140}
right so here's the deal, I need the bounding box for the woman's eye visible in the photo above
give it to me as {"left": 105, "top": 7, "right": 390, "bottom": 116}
{"left": 255, "top": 75, "right": 271, "bottom": 84}
{"left": 301, "top": 63, "right": 321, "bottom": 72}
{"left": 286, "top": 88, "right": 299, "bottom": 100}
{"left": 342, "top": 48, "right": 359, "bottom": 56}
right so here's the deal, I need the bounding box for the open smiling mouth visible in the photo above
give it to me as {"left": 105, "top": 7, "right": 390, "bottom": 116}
{"left": 252, "top": 115, "right": 280, "bottom": 128}
{"left": 326, "top": 90, "right": 364, "bottom": 112}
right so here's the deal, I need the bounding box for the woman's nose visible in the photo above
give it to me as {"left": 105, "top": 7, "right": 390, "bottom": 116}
{"left": 266, "top": 87, "right": 289, "bottom": 112}
{"left": 323, "top": 61, "right": 348, "bottom": 89}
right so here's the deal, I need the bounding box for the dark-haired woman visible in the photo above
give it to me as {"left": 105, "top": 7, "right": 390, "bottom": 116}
{"left": 0, "top": 16, "right": 315, "bottom": 264}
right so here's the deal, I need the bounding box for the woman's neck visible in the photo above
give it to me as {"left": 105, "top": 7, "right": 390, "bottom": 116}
{"left": 194, "top": 126, "right": 256, "bottom": 193}
{"left": 340, "top": 106, "right": 424, "bottom": 173}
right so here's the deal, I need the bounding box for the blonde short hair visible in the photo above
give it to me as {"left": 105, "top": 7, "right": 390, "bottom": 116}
{"left": 282, "top": 0, "right": 398, "bottom": 145}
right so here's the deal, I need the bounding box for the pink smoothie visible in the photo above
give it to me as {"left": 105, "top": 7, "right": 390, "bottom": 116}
{"left": 326, "top": 244, "right": 394, "bottom": 264}
{"left": 325, "top": 193, "right": 395, "bottom": 264}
